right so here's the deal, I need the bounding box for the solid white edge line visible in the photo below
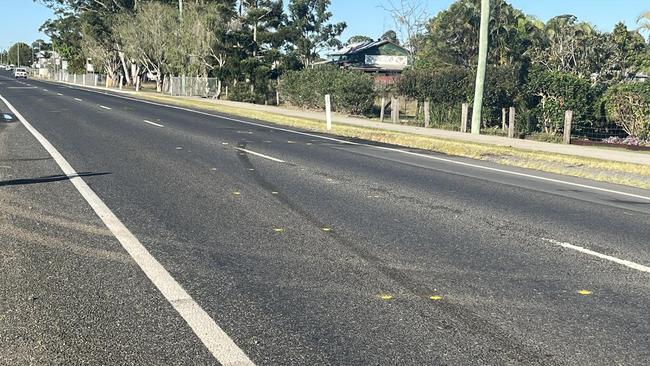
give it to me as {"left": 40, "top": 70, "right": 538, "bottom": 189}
{"left": 542, "top": 238, "right": 650, "bottom": 274}
{"left": 39, "top": 80, "right": 650, "bottom": 202}
{"left": 235, "top": 147, "right": 285, "bottom": 163}
{"left": 143, "top": 119, "right": 164, "bottom": 128}
{"left": 0, "top": 94, "right": 255, "bottom": 366}
{"left": 99, "top": 105, "right": 111, "bottom": 110}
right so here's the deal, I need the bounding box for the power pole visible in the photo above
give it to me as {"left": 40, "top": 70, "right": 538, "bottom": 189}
{"left": 17, "top": 42, "right": 20, "bottom": 67}
{"left": 471, "top": 0, "right": 490, "bottom": 135}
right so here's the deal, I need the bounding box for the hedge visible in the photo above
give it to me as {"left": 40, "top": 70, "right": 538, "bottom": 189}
{"left": 279, "top": 67, "right": 376, "bottom": 115}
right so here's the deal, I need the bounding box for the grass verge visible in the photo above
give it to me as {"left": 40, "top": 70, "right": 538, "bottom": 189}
{"left": 119, "top": 91, "right": 650, "bottom": 190}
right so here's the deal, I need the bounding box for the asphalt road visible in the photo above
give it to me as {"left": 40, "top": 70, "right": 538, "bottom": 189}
{"left": 1, "top": 71, "right": 649, "bottom": 365}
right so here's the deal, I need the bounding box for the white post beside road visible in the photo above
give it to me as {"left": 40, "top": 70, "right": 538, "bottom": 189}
{"left": 119, "top": 75, "right": 123, "bottom": 90}
{"left": 94, "top": 74, "right": 98, "bottom": 87}
{"left": 74, "top": 74, "right": 77, "bottom": 84}
{"left": 325, "top": 94, "right": 332, "bottom": 131}
{"left": 83, "top": 74, "right": 86, "bottom": 85}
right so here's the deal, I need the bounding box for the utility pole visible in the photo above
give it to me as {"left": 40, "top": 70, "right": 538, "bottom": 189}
{"left": 17, "top": 42, "right": 20, "bottom": 67}
{"left": 471, "top": 0, "right": 490, "bottom": 135}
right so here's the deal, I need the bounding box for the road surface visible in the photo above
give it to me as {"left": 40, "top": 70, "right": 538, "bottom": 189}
{"left": 1, "top": 71, "right": 649, "bottom": 365}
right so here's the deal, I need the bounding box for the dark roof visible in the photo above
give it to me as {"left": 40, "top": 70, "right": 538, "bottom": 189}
{"left": 329, "top": 40, "right": 408, "bottom": 56}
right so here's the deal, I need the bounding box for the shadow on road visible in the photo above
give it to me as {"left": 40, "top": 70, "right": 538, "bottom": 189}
{"left": 0, "top": 172, "right": 110, "bottom": 187}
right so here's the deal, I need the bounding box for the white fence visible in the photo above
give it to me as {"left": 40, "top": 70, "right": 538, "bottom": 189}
{"left": 163, "top": 76, "right": 222, "bottom": 98}
{"left": 32, "top": 70, "right": 223, "bottom": 99}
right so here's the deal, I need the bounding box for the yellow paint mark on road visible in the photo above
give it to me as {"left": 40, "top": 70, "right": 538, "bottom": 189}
{"left": 322, "top": 227, "right": 332, "bottom": 232}
{"left": 233, "top": 192, "right": 241, "bottom": 195}
{"left": 429, "top": 295, "right": 443, "bottom": 301}
{"left": 273, "top": 228, "right": 285, "bottom": 233}
{"left": 379, "top": 294, "right": 393, "bottom": 301}
{"left": 578, "top": 290, "right": 592, "bottom": 296}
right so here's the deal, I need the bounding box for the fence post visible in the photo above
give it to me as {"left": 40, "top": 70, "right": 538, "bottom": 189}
{"left": 391, "top": 97, "right": 399, "bottom": 123}
{"left": 502, "top": 108, "right": 507, "bottom": 132}
{"left": 325, "top": 94, "right": 332, "bottom": 131}
{"left": 94, "top": 74, "right": 98, "bottom": 87}
{"left": 119, "top": 75, "right": 123, "bottom": 90}
{"left": 508, "top": 106, "right": 516, "bottom": 138}
{"left": 424, "top": 99, "right": 431, "bottom": 128}
{"left": 225, "top": 85, "right": 229, "bottom": 100}
{"left": 83, "top": 74, "right": 86, "bottom": 85}
{"left": 461, "top": 103, "right": 469, "bottom": 133}
{"left": 380, "top": 97, "right": 386, "bottom": 123}
{"left": 73, "top": 74, "right": 77, "bottom": 84}
{"left": 563, "top": 110, "right": 573, "bottom": 144}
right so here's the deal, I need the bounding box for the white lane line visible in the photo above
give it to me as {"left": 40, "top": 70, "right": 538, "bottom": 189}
{"left": 235, "top": 147, "right": 285, "bottom": 163}
{"left": 74, "top": 98, "right": 83, "bottom": 101}
{"left": 56, "top": 93, "right": 63, "bottom": 96}
{"left": 43, "top": 89, "right": 49, "bottom": 92}
{"left": 42, "top": 81, "right": 650, "bottom": 203}
{"left": 0, "top": 94, "right": 255, "bottom": 366}
{"left": 7, "top": 86, "right": 37, "bottom": 89}
{"left": 99, "top": 105, "right": 111, "bottom": 110}
{"left": 542, "top": 238, "right": 650, "bottom": 274}
{"left": 143, "top": 119, "right": 164, "bottom": 127}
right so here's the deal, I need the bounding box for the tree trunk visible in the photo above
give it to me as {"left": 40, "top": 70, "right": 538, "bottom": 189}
{"left": 118, "top": 52, "right": 131, "bottom": 86}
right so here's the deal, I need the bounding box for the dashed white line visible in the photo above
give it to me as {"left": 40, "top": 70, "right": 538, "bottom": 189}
{"left": 143, "top": 119, "right": 164, "bottom": 127}
{"left": 542, "top": 238, "right": 650, "bottom": 274}
{"left": 74, "top": 98, "right": 83, "bottom": 101}
{"left": 234, "top": 147, "right": 285, "bottom": 163}
{"left": 99, "top": 105, "right": 111, "bottom": 110}
{"left": 56, "top": 93, "right": 63, "bottom": 96}
{"left": 43, "top": 89, "right": 49, "bottom": 92}
{"left": 0, "top": 94, "right": 255, "bottom": 366}
{"left": 39, "top": 79, "right": 650, "bottom": 203}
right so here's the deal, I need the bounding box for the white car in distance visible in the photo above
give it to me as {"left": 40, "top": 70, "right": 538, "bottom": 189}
{"left": 14, "top": 68, "right": 28, "bottom": 79}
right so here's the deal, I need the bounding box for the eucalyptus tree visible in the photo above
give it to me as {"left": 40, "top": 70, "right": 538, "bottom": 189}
{"left": 115, "top": 2, "right": 179, "bottom": 92}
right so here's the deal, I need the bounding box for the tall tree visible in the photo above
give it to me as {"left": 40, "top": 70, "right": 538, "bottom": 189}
{"left": 286, "top": 0, "right": 346, "bottom": 67}
{"left": 7, "top": 43, "right": 33, "bottom": 67}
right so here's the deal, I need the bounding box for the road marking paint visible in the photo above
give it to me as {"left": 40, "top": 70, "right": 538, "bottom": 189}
{"left": 429, "top": 295, "right": 443, "bottom": 301}
{"left": 74, "top": 98, "right": 83, "bottom": 101}
{"left": 234, "top": 148, "right": 285, "bottom": 163}
{"left": 143, "top": 119, "right": 164, "bottom": 127}
{"left": 43, "top": 89, "right": 48, "bottom": 92}
{"left": 233, "top": 191, "right": 241, "bottom": 195}
{"left": 321, "top": 227, "right": 332, "bottom": 232}
{"left": 542, "top": 238, "right": 650, "bottom": 274}
{"left": 56, "top": 93, "right": 63, "bottom": 96}
{"left": 43, "top": 80, "right": 650, "bottom": 203}
{"left": 578, "top": 290, "right": 592, "bottom": 296}
{"left": 7, "top": 86, "right": 37, "bottom": 89}
{"left": 271, "top": 191, "right": 279, "bottom": 195}
{"left": 273, "top": 228, "right": 284, "bottom": 233}
{"left": 99, "top": 105, "right": 112, "bottom": 110}
{"left": 379, "top": 294, "right": 393, "bottom": 301}
{"left": 0, "top": 94, "right": 255, "bottom": 366}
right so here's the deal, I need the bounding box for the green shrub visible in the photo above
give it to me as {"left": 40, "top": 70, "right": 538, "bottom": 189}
{"left": 604, "top": 82, "right": 650, "bottom": 139}
{"left": 279, "top": 67, "right": 376, "bottom": 115}
{"left": 526, "top": 69, "right": 592, "bottom": 135}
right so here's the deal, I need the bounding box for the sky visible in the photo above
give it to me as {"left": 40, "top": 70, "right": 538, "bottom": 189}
{"left": 0, "top": 0, "right": 648, "bottom": 52}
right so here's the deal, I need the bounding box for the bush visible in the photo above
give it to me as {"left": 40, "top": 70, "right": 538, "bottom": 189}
{"left": 279, "top": 67, "right": 376, "bottom": 115}
{"left": 604, "top": 82, "right": 650, "bottom": 140}
{"left": 526, "top": 69, "right": 592, "bottom": 134}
